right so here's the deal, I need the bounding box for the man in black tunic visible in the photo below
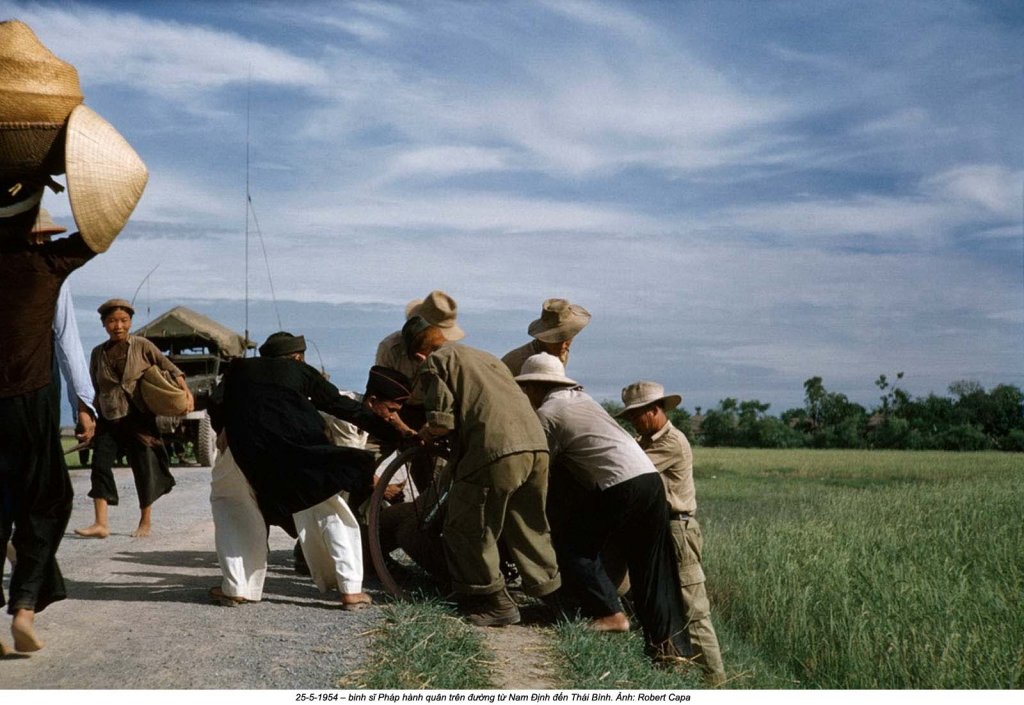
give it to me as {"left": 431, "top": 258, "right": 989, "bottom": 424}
{"left": 207, "top": 332, "right": 408, "bottom": 604}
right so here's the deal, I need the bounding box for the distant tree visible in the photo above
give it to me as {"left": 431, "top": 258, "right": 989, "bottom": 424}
{"left": 701, "top": 398, "right": 740, "bottom": 447}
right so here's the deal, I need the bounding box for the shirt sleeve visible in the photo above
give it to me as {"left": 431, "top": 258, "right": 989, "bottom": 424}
{"left": 52, "top": 284, "right": 96, "bottom": 417}
{"left": 141, "top": 338, "right": 185, "bottom": 378}
{"left": 419, "top": 356, "right": 456, "bottom": 430}
{"left": 305, "top": 363, "right": 402, "bottom": 444}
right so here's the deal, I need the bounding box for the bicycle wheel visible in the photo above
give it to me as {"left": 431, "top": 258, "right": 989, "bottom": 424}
{"left": 366, "top": 446, "right": 447, "bottom": 600}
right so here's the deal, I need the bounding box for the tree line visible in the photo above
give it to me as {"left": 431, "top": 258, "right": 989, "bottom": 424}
{"left": 607, "top": 374, "right": 1024, "bottom": 452}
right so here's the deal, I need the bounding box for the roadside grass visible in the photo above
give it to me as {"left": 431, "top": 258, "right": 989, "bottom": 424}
{"left": 698, "top": 448, "right": 1024, "bottom": 688}
{"left": 551, "top": 620, "right": 703, "bottom": 689}
{"left": 339, "top": 598, "right": 493, "bottom": 689}
{"left": 342, "top": 449, "right": 1022, "bottom": 689}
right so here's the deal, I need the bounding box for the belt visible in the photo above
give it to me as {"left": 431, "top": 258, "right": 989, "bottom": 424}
{"left": 670, "top": 511, "right": 692, "bottom": 521}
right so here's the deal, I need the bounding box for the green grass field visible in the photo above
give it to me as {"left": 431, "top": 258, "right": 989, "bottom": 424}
{"left": 357, "top": 448, "right": 1022, "bottom": 689}
{"left": 695, "top": 448, "right": 1024, "bottom": 689}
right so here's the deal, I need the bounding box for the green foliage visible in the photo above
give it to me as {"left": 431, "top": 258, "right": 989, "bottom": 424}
{"left": 699, "top": 448, "right": 1024, "bottom": 688}
{"left": 680, "top": 375, "right": 1023, "bottom": 452}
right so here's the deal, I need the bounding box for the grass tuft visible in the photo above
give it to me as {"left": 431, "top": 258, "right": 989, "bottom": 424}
{"left": 339, "top": 599, "right": 492, "bottom": 689}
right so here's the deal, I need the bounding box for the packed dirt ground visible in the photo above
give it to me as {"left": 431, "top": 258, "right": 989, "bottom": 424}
{"left": 2, "top": 464, "right": 558, "bottom": 690}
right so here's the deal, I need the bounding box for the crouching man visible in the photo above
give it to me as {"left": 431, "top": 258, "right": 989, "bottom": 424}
{"left": 515, "top": 354, "right": 692, "bottom": 665}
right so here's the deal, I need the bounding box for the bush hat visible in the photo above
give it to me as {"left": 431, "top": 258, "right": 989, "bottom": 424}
{"left": 259, "top": 331, "right": 307, "bottom": 358}
{"left": 618, "top": 381, "right": 682, "bottom": 417}
{"left": 528, "top": 298, "right": 591, "bottom": 344}
{"left": 0, "top": 20, "right": 148, "bottom": 254}
{"left": 514, "top": 353, "right": 578, "bottom": 387}
{"left": 32, "top": 207, "right": 66, "bottom": 236}
{"left": 97, "top": 298, "right": 135, "bottom": 318}
{"left": 408, "top": 290, "right": 464, "bottom": 341}
{"left": 139, "top": 366, "right": 188, "bottom": 417}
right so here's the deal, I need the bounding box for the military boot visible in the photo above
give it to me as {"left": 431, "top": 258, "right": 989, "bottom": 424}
{"left": 460, "top": 588, "right": 521, "bottom": 627}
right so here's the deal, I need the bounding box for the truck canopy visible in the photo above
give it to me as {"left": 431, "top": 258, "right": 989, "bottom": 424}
{"left": 133, "top": 306, "right": 253, "bottom": 359}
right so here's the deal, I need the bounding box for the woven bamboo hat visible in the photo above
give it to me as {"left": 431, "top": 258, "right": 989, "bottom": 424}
{"left": 32, "top": 207, "right": 67, "bottom": 236}
{"left": 0, "top": 20, "right": 82, "bottom": 176}
{"left": 140, "top": 366, "right": 189, "bottom": 417}
{"left": 0, "top": 20, "right": 148, "bottom": 253}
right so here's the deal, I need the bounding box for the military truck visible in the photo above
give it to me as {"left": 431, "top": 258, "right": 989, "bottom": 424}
{"left": 134, "top": 306, "right": 253, "bottom": 466}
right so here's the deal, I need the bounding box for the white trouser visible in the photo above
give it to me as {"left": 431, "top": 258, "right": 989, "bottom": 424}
{"left": 209, "top": 447, "right": 267, "bottom": 601}
{"left": 293, "top": 493, "right": 363, "bottom": 595}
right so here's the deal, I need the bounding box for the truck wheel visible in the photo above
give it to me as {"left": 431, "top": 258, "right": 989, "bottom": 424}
{"left": 196, "top": 414, "right": 218, "bottom": 467}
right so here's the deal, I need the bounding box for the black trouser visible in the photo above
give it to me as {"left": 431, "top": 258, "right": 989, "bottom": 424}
{"left": 552, "top": 472, "right": 691, "bottom": 654}
{"left": 0, "top": 380, "right": 73, "bottom": 614}
{"left": 89, "top": 412, "right": 174, "bottom": 508}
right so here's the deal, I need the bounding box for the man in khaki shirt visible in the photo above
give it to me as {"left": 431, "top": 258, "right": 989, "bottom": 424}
{"left": 501, "top": 298, "right": 591, "bottom": 376}
{"left": 404, "top": 315, "right": 561, "bottom": 627}
{"left": 619, "top": 381, "right": 726, "bottom": 685}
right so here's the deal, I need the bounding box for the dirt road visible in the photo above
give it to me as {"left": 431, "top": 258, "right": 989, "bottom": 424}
{"left": 2, "top": 465, "right": 379, "bottom": 689}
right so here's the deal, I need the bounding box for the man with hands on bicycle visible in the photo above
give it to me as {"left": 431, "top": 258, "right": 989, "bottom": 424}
{"left": 403, "top": 314, "right": 561, "bottom": 627}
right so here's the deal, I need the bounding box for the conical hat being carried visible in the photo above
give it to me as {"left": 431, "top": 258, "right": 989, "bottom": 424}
{"left": 0, "top": 20, "right": 147, "bottom": 253}
{"left": 0, "top": 20, "right": 82, "bottom": 176}
{"left": 139, "top": 366, "right": 189, "bottom": 418}
{"left": 65, "top": 104, "right": 148, "bottom": 252}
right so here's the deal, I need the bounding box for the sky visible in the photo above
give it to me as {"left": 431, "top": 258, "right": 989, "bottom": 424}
{"left": 7, "top": 0, "right": 1022, "bottom": 416}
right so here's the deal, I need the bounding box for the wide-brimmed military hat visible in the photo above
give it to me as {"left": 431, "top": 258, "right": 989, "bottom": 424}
{"left": 527, "top": 298, "right": 591, "bottom": 344}
{"left": 408, "top": 290, "right": 464, "bottom": 341}
{"left": 0, "top": 20, "right": 148, "bottom": 253}
{"left": 617, "top": 381, "right": 681, "bottom": 417}
{"left": 514, "top": 353, "right": 578, "bottom": 387}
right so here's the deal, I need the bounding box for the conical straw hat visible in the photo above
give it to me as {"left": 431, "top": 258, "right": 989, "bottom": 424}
{"left": 65, "top": 104, "right": 148, "bottom": 253}
{"left": 0, "top": 20, "right": 82, "bottom": 175}
{"left": 32, "top": 207, "right": 66, "bottom": 235}
{"left": 139, "top": 366, "right": 189, "bottom": 417}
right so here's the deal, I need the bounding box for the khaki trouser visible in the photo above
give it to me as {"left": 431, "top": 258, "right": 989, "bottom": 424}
{"left": 670, "top": 516, "right": 725, "bottom": 683}
{"left": 442, "top": 451, "right": 561, "bottom": 597}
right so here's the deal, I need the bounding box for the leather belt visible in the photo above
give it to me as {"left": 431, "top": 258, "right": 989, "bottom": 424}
{"left": 670, "top": 511, "right": 692, "bottom": 521}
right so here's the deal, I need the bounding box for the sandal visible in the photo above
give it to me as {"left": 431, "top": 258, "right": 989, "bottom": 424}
{"left": 208, "top": 585, "right": 251, "bottom": 607}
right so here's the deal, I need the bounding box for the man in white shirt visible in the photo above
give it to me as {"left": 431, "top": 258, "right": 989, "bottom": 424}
{"left": 515, "top": 354, "right": 691, "bottom": 665}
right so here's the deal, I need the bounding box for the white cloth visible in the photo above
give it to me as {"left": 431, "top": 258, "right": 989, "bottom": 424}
{"left": 298, "top": 391, "right": 370, "bottom": 595}
{"left": 210, "top": 446, "right": 267, "bottom": 601}
{"left": 294, "top": 494, "right": 364, "bottom": 594}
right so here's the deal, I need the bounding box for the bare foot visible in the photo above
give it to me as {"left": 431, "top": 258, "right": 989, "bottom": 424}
{"left": 74, "top": 524, "right": 109, "bottom": 539}
{"left": 589, "top": 612, "right": 630, "bottom": 632}
{"left": 12, "top": 610, "right": 43, "bottom": 652}
{"left": 0, "top": 640, "right": 12, "bottom": 657}
{"left": 340, "top": 592, "right": 372, "bottom": 611}
{"left": 130, "top": 524, "right": 151, "bottom": 538}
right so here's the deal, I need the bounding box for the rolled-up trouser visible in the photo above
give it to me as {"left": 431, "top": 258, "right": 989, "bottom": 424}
{"left": 89, "top": 414, "right": 174, "bottom": 509}
{"left": 294, "top": 493, "right": 363, "bottom": 595}
{"left": 442, "top": 450, "right": 561, "bottom": 597}
{"left": 0, "top": 380, "right": 73, "bottom": 614}
{"left": 210, "top": 447, "right": 267, "bottom": 601}
{"left": 671, "top": 516, "right": 725, "bottom": 679}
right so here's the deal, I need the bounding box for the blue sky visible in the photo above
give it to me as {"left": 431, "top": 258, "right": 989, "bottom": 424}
{"left": 8, "top": 0, "right": 1022, "bottom": 415}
